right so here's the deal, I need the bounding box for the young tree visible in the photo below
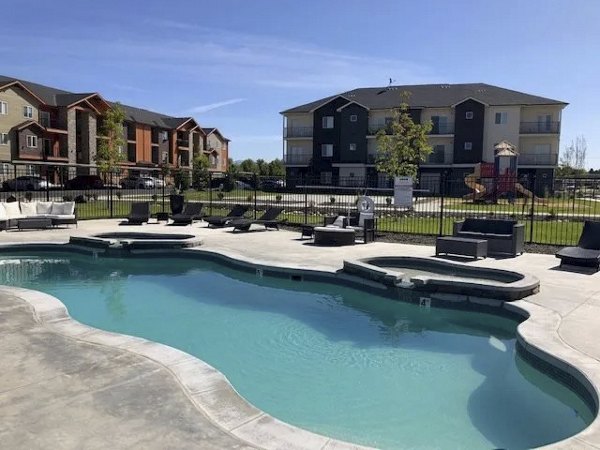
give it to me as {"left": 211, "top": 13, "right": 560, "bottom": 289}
{"left": 239, "top": 158, "right": 258, "bottom": 173}
{"left": 375, "top": 96, "right": 432, "bottom": 179}
{"left": 96, "top": 103, "right": 125, "bottom": 174}
{"left": 191, "top": 154, "right": 209, "bottom": 188}
{"left": 256, "top": 158, "right": 268, "bottom": 176}
{"left": 559, "top": 135, "right": 587, "bottom": 172}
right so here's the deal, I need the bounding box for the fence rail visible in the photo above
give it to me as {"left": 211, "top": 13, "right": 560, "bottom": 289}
{"left": 1, "top": 162, "right": 599, "bottom": 247}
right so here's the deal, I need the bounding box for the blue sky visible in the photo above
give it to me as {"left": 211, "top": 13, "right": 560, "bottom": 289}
{"left": 2, "top": 0, "right": 599, "bottom": 166}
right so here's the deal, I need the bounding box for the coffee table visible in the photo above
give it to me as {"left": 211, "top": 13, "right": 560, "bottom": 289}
{"left": 313, "top": 226, "right": 355, "bottom": 246}
{"left": 436, "top": 236, "right": 488, "bottom": 259}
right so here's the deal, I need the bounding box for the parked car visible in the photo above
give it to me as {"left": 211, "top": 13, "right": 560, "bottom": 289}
{"left": 64, "top": 175, "right": 104, "bottom": 190}
{"left": 120, "top": 176, "right": 156, "bottom": 189}
{"left": 2, "top": 176, "right": 56, "bottom": 191}
{"left": 234, "top": 180, "right": 253, "bottom": 190}
{"left": 260, "top": 179, "right": 284, "bottom": 191}
{"left": 150, "top": 177, "right": 165, "bottom": 188}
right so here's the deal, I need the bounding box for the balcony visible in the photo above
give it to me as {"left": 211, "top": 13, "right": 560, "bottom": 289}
{"left": 368, "top": 122, "right": 388, "bottom": 135}
{"left": 284, "top": 152, "right": 312, "bottom": 165}
{"left": 422, "top": 152, "right": 449, "bottom": 165}
{"left": 429, "top": 122, "right": 454, "bottom": 135}
{"left": 284, "top": 127, "right": 313, "bottom": 138}
{"left": 40, "top": 117, "right": 67, "bottom": 132}
{"left": 177, "top": 138, "right": 190, "bottom": 148}
{"left": 519, "top": 121, "right": 560, "bottom": 134}
{"left": 518, "top": 153, "right": 558, "bottom": 165}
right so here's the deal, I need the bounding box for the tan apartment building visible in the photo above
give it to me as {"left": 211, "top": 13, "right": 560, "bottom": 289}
{"left": 282, "top": 83, "right": 567, "bottom": 194}
{"left": 0, "top": 75, "right": 229, "bottom": 179}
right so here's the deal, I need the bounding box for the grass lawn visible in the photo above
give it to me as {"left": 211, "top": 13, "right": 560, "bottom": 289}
{"left": 444, "top": 197, "right": 600, "bottom": 215}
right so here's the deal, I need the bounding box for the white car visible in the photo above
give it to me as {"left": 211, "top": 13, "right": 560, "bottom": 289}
{"left": 150, "top": 177, "right": 165, "bottom": 188}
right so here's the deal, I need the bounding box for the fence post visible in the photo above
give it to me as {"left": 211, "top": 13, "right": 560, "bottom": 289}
{"left": 253, "top": 173, "right": 258, "bottom": 219}
{"left": 161, "top": 171, "right": 165, "bottom": 212}
{"left": 109, "top": 171, "right": 114, "bottom": 218}
{"left": 208, "top": 172, "right": 213, "bottom": 215}
{"left": 438, "top": 170, "right": 446, "bottom": 236}
{"left": 303, "top": 176, "right": 308, "bottom": 224}
{"left": 13, "top": 164, "right": 17, "bottom": 197}
{"left": 45, "top": 165, "right": 50, "bottom": 202}
{"left": 529, "top": 173, "right": 536, "bottom": 244}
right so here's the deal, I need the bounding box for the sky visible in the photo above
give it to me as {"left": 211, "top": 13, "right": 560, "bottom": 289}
{"left": 1, "top": 0, "right": 599, "bottom": 166}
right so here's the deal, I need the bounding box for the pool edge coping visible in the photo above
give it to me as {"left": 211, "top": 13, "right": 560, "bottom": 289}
{"left": 0, "top": 243, "right": 599, "bottom": 449}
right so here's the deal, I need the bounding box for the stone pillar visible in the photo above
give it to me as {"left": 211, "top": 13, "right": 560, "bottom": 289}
{"left": 80, "top": 112, "right": 97, "bottom": 174}
{"left": 59, "top": 108, "right": 77, "bottom": 178}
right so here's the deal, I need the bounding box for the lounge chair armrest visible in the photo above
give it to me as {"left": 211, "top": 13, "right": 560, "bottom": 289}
{"left": 324, "top": 216, "right": 336, "bottom": 226}
{"left": 453, "top": 220, "right": 465, "bottom": 235}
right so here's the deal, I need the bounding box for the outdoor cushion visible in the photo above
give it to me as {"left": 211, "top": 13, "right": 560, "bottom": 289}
{"left": 51, "top": 202, "right": 75, "bottom": 216}
{"left": 556, "top": 246, "right": 600, "bottom": 262}
{"left": 461, "top": 218, "right": 516, "bottom": 235}
{"left": 332, "top": 216, "right": 346, "bottom": 227}
{"left": 19, "top": 202, "right": 38, "bottom": 217}
{"left": 0, "top": 203, "right": 7, "bottom": 221}
{"left": 3, "top": 201, "right": 24, "bottom": 219}
{"left": 46, "top": 214, "right": 76, "bottom": 220}
{"left": 37, "top": 201, "right": 53, "bottom": 215}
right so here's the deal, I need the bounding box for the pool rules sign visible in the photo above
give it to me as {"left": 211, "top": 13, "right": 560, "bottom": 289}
{"left": 394, "top": 176, "right": 413, "bottom": 208}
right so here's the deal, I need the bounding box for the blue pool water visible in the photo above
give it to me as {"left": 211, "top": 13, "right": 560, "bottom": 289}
{"left": 0, "top": 253, "right": 593, "bottom": 449}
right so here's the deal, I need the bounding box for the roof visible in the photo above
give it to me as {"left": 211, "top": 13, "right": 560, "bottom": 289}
{"left": 202, "top": 127, "right": 229, "bottom": 141}
{"left": 0, "top": 75, "right": 195, "bottom": 130}
{"left": 281, "top": 83, "right": 568, "bottom": 114}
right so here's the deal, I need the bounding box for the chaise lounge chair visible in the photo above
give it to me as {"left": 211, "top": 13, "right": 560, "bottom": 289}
{"left": 556, "top": 221, "right": 600, "bottom": 271}
{"left": 171, "top": 202, "right": 204, "bottom": 225}
{"left": 231, "top": 206, "right": 285, "bottom": 231}
{"left": 204, "top": 204, "right": 249, "bottom": 228}
{"left": 124, "top": 202, "right": 150, "bottom": 225}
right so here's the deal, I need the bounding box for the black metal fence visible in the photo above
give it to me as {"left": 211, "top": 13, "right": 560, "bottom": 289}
{"left": 1, "top": 162, "right": 599, "bottom": 247}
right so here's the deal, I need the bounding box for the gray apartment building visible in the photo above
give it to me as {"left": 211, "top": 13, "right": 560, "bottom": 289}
{"left": 281, "top": 83, "right": 567, "bottom": 192}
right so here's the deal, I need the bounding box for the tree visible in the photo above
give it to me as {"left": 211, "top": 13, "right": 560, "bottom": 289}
{"left": 558, "top": 135, "right": 587, "bottom": 177}
{"left": 96, "top": 103, "right": 125, "bottom": 174}
{"left": 256, "top": 158, "right": 268, "bottom": 176}
{"left": 375, "top": 95, "right": 432, "bottom": 179}
{"left": 239, "top": 158, "right": 258, "bottom": 173}
{"left": 191, "top": 154, "right": 209, "bottom": 188}
{"left": 267, "top": 159, "right": 285, "bottom": 177}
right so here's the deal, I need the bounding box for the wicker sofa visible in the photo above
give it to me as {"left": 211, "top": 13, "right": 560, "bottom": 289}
{"left": 453, "top": 218, "right": 524, "bottom": 256}
{"left": 0, "top": 201, "right": 77, "bottom": 230}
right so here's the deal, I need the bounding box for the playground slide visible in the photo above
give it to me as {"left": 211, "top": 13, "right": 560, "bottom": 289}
{"left": 515, "top": 183, "right": 545, "bottom": 204}
{"left": 463, "top": 175, "right": 486, "bottom": 201}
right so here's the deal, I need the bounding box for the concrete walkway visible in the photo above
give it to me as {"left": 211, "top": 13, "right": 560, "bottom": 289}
{"left": 1, "top": 219, "right": 600, "bottom": 449}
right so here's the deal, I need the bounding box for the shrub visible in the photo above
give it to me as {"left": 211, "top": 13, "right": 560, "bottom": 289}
{"left": 173, "top": 169, "right": 190, "bottom": 192}
{"left": 115, "top": 191, "right": 122, "bottom": 199}
{"left": 329, "top": 196, "right": 336, "bottom": 204}
{"left": 275, "top": 194, "right": 282, "bottom": 203}
{"left": 385, "top": 197, "right": 392, "bottom": 205}
{"left": 74, "top": 195, "right": 87, "bottom": 204}
{"left": 62, "top": 195, "right": 73, "bottom": 202}
{"left": 217, "top": 192, "right": 224, "bottom": 201}
{"left": 246, "top": 194, "right": 254, "bottom": 202}
{"left": 25, "top": 192, "right": 33, "bottom": 201}
{"left": 152, "top": 194, "right": 158, "bottom": 202}
{"left": 92, "top": 193, "right": 98, "bottom": 201}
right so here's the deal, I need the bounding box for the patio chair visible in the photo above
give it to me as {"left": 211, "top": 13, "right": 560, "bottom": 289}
{"left": 231, "top": 207, "right": 286, "bottom": 231}
{"left": 124, "top": 202, "right": 150, "bottom": 225}
{"left": 556, "top": 221, "right": 600, "bottom": 271}
{"left": 171, "top": 202, "right": 204, "bottom": 225}
{"left": 204, "top": 204, "right": 249, "bottom": 228}
{"left": 324, "top": 212, "right": 376, "bottom": 243}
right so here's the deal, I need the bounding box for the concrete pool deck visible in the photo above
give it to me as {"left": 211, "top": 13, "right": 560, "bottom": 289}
{"left": 1, "top": 219, "right": 600, "bottom": 449}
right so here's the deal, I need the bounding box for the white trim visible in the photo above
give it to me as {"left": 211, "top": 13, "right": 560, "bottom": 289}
{"left": 450, "top": 96, "right": 489, "bottom": 108}
{"left": 0, "top": 132, "right": 8, "bottom": 145}
{"left": 26, "top": 134, "right": 37, "bottom": 148}
{"left": 0, "top": 101, "right": 7, "bottom": 115}
{"left": 332, "top": 163, "right": 367, "bottom": 168}
{"left": 23, "top": 105, "right": 33, "bottom": 118}
{"left": 336, "top": 100, "right": 370, "bottom": 112}
{"left": 307, "top": 94, "right": 355, "bottom": 113}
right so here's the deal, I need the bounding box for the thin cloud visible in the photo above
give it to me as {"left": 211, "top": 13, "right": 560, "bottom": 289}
{"left": 187, "top": 98, "right": 247, "bottom": 114}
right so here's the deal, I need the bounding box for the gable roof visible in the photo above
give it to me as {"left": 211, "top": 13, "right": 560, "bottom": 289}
{"left": 0, "top": 75, "right": 198, "bottom": 130}
{"left": 202, "top": 127, "right": 229, "bottom": 141}
{"left": 281, "top": 83, "right": 568, "bottom": 114}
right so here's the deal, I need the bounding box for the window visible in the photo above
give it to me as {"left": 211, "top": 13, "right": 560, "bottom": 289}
{"left": 0, "top": 133, "right": 8, "bottom": 145}
{"left": 431, "top": 115, "right": 448, "bottom": 133}
{"left": 40, "top": 111, "right": 50, "bottom": 127}
{"left": 160, "top": 131, "right": 169, "bottom": 142}
{"left": 0, "top": 163, "right": 9, "bottom": 175}
{"left": 0, "top": 101, "right": 7, "bottom": 115}
{"left": 349, "top": 143, "right": 356, "bottom": 151}
{"left": 532, "top": 143, "right": 551, "bottom": 154}
{"left": 464, "top": 142, "right": 472, "bottom": 150}
{"left": 322, "top": 116, "right": 334, "bottom": 129}
{"left": 23, "top": 105, "right": 33, "bottom": 118}
{"left": 26, "top": 135, "right": 37, "bottom": 148}
{"left": 429, "top": 145, "right": 445, "bottom": 163}
{"left": 321, "top": 144, "right": 333, "bottom": 157}
{"left": 320, "top": 171, "right": 332, "bottom": 185}
{"left": 495, "top": 112, "right": 507, "bottom": 124}
{"left": 350, "top": 114, "right": 357, "bottom": 122}
{"left": 465, "top": 111, "right": 473, "bottom": 119}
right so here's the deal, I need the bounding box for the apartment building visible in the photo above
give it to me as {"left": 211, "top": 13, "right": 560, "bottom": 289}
{"left": 0, "top": 75, "right": 229, "bottom": 178}
{"left": 281, "top": 83, "right": 567, "bottom": 192}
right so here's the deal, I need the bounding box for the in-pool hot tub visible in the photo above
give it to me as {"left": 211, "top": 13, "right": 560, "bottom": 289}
{"left": 69, "top": 232, "right": 202, "bottom": 254}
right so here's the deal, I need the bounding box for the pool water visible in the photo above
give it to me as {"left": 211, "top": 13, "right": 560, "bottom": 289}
{"left": 0, "top": 253, "right": 592, "bottom": 449}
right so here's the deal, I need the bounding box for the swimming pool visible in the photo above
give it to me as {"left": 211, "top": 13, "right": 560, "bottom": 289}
{"left": 0, "top": 252, "right": 593, "bottom": 449}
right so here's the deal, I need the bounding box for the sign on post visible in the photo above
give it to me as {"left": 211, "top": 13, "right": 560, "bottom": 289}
{"left": 394, "top": 176, "right": 413, "bottom": 208}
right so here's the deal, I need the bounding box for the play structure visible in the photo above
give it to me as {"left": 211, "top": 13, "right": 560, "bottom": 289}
{"left": 464, "top": 141, "right": 543, "bottom": 203}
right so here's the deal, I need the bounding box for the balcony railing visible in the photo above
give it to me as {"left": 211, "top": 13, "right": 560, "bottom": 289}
{"left": 40, "top": 117, "right": 66, "bottom": 130}
{"left": 368, "top": 122, "right": 388, "bottom": 135}
{"left": 518, "top": 153, "right": 558, "bottom": 165}
{"left": 284, "top": 127, "right": 313, "bottom": 138}
{"left": 422, "top": 152, "right": 448, "bottom": 164}
{"left": 284, "top": 153, "right": 312, "bottom": 165}
{"left": 177, "top": 138, "right": 190, "bottom": 148}
{"left": 367, "top": 153, "right": 377, "bottom": 164}
{"left": 519, "top": 121, "right": 560, "bottom": 134}
{"left": 429, "top": 122, "right": 454, "bottom": 135}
